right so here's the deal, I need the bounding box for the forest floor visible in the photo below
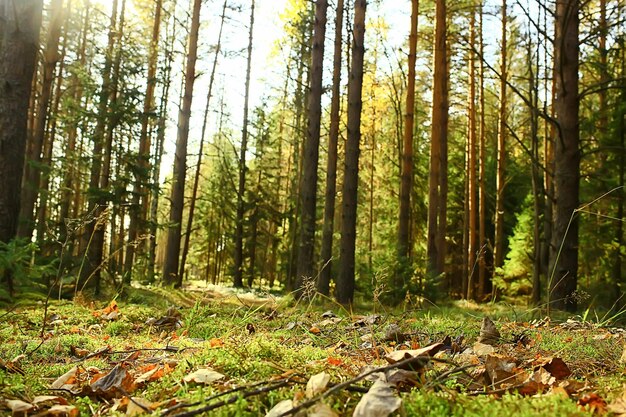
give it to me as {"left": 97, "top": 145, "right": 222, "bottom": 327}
{"left": 1, "top": 284, "right": 626, "bottom": 417}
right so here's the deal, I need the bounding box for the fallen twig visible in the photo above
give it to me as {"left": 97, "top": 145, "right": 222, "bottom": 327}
{"left": 166, "top": 377, "right": 296, "bottom": 417}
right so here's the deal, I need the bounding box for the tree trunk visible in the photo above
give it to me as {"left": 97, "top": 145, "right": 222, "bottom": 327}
{"left": 494, "top": 0, "right": 507, "bottom": 270}
{"left": 295, "top": 0, "right": 328, "bottom": 294}
{"left": 467, "top": 5, "right": 478, "bottom": 298}
{"left": 549, "top": 0, "right": 580, "bottom": 312}
{"left": 478, "top": 4, "right": 487, "bottom": 294}
{"left": 0, "top": 0, "right": 43, "bottom": 293}
{"left": 124, "top": 0, "right": 164, "bottom": 284}
{"left": 179, "top": 0, "right": 227, "bottom": 281}
{"left": 335, "top": 0, "right": 366, "bottom": 305}
{"left": 318, "top": 0, "right": 344, "bottom": 295}
{"left": 18, "top": 0, "right": 64, "bottom": 239}
{"left": 163, "top": 0, "right": 202, "bottom": 287}
{"left": 397, "top": 0, "right": 418, "bottom": 289}
{"left": 233, "top": 0, "right": 256, "bottom": 288}
{"left": 427, "top": 0, "right": 448, "bottom": 279}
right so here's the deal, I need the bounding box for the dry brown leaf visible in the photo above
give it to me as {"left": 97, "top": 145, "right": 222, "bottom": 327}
{"left": 90, "top": 364, "right": 136, "bottom": 398}
{"left": 608, "top": 388, "right": 626, "bottom": 416}
{"left": 384, "top": 342, "right": 443, "bottom": 368}
{"left": 477, "top": 317, "right": 500, "bottom": 345}
{"left": 578, "top": 393, "right": 607, "bottom": 414}
{"left": 43, "top": 404, "right": 79, "bottom": 416}
{"left": 6, "top": 399, "right": 34, "bottom": 414}
{"left": 51, "top": 366, "right": 79, "bottom": 390}
{"left": 472, "top": 342, "right": 496, "bottom": 356}
{"left": 535, "top": 357, "right": 571, "bottom": 380}
{"left": 308, "top": 402, "right": 339, "bottom": 417}
{"left": 265, "top": 399, "right": 294, "bottom": 417}
{"left": 352, "top": 379, "right": 402, "bottom": 417}
{"left": 126, "top": 397, "right": 155, "bottom": 416}
{"left": 183, "top": 368, "right": 225, "bottom": 385}
{"left": 32, "top": 396, "right": 68, "bottom": 406}
{"left": 306, "top": 372, "right": 331, "bottom": 399}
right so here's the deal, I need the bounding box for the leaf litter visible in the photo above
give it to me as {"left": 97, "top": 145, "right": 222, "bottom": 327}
{"left": 1, "top": 298, "right": 626, "bottom": 416}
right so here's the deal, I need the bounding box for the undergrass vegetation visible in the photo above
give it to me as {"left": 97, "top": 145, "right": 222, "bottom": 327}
{"left": 0, "top": 286, "right": 625, "bottom": 416}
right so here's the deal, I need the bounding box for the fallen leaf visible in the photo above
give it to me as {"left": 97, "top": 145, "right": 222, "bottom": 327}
{"left": 90, "top": 364, "right": 136, "bottom": 398}
{"left": 306, "top": 372, "right": 330, "bottom": 398}
{"left": 135, "top": 365, "right": 164, "bottom": 385}
{"left": 51, "top": 366, "right": 79, "bottom": 390}
{"left": 608, "top": 388, "right": 626, "bottom": 416}
{"left": 6, "top": 399, "right": 34, "bottom": 414}
{"left": 209, "top": 338, "right": 224, "bottom": 348}
{"left": 45, "top": 404, "right": 79, "bottom": 416}
{"left": 384, "top": 342, "right": 443, "bottom": 369}
{"left": 309, "top": 326, "right": 321, "bottom": 335}
{"left": 266, "top": 399, "right": 294, "bottom": 417}
{"left": 32, "top": 396, "right": 68, "bottom": 405}
{"left": 353, "top": 379, "right": 402, "bottom": 417}
{"left": 472, "top": 342, "right": 496, "bottom": 356}
{"left": 308, "top": 402, "right": 339, "bottom": 417}
{"left": 327, "top": 357, "right": 343, "bottom": 366}
{"left": 126, "top": 397, "right": 155, "bottom": 416}
{"left": 578, "top": 393, "right": 607, "bottom": 414}
{"left": 183, "top": 368, "right": 225, "bottom": 385}
{"left": 477, "top": 317, "right": 500, "bottom": 345}
{"left": 535, "top": 357, "right": 571, "bottom": 380}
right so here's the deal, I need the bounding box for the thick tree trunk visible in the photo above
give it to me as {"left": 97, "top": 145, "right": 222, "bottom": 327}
{"left": 0, "top": 1, "right": 43, "bottom": 245}
{"left": 397, "top": 0, "right": 418, "bottom": 289}
{"left": 17, "top": 0, "right": 64, "bottom": 239}
{"left": 163, "top": 0, "right": 202, "bottom": 287}
{"left": 336, "top": 0, "right": 366, "bottom": 305}
{"left": 295, "top": 0, "right": 328, "bottom": 294}
{"left": 549, "top": 0, "right": 580, "bottom": 312}
{"left": 318, "top": 0, "right": 344, "bottom": 295}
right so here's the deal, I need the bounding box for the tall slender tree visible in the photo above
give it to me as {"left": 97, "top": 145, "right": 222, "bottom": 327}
{"left": 549, "top": 0, "right": 580, "bottom": 312}
{"left": 426, "top": 0, "right": 448, "bottom": 279}
{"left": 163, "top": 0, "right": 202, "bottom": 287}
{"left": 467, "top": 4, "right": 478, "bottom": 298}
{"left": 336, "top": 0, "right": 367, "bottom": 305}
{"left": 295, "top": 0, "right": 328, "bottom": 294}
{"left": 233, "top": 0, "right": 256, "bottom": 288}
{"left": 180, "top": 0, "right": 228, "bottom": 280}
{"left": 18, "top": 0, "right": 64, "bottom": 239}
{"left": 494, "top": 0, "right": 508, "bottom": 270}
{"left": 124, "top": 0, "right": 164, "bottom": 284}
{"left": 397, "top": 0, "right": 418, "bottom": 290}
{"left": 318, "top": 0, "right": 344, "bottom": 295}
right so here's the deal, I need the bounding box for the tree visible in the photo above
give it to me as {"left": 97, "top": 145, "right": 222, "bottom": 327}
{"left": 549, "top": 0, "right": 580, "bottom": 312}
{"left": 426, "top": 0, "right": 448, "bottom": 279}
{"left": 0, "top": 0, "right": 43, "bottom": 292}
{"left": 179, "top": 0, "right": 228, "bottom": 282}
{"left": 124, "top": 0, "right": 164, "bottom": 285}
{"left": 233, "top": 0, "right": 256, "bottom": 288}
{"left": 18, "top": 0, "right": 64, "bottom": 239}
{"left": 163, "top": 0, "right": 202, "bottom": 287}
{"left": 494, "top": 0, "right": 508, "bottom": 270}
{"left": 397, "top": 0, "right": 418, "bottom": 290}
{"left": 336, "top": 0, "right": 367, "bottom": 305}
{"left": 295, "top": 0, "right": 328, "bottom": 294}
{"left": 466, "top": 3, "right": 478, "bottom": 299}
{"left": 318, "top": 0, "right": 344, "bottom": 296}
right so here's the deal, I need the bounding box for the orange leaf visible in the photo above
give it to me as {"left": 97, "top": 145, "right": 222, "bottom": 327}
{"left": 209, "top": 338, "right": 224, "bottom": 348}
{"left": 327, "top": 357, "right": 343, "bottom": 366}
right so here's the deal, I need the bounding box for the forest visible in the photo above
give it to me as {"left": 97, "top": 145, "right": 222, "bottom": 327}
{"left": 0, "top": 0, "right": 624, "bottom": 312}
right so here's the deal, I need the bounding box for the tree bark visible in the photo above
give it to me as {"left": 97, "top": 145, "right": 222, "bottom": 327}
{"left": 179, "top": 0, "right": 227, "bottom": 281}
{"left": 0, "top": 1, "right": 43, "bottom": 246}
{"left": 494, "top": 0, "right": 508, "bottom": 270}
{"left": 397, "top": 0, "right": 418, "bottom": 289}
{"left": 233, "top": 0, "right": 256, "bottom": 288}
{"left": 124, "top": 0, "right": 164, "bottom": 284}
{"left": 295, "top": 0, "right": 328, "bottom": 294}
{"left": 426, "top": 0, "right": 448, "bottom": 279}
{"left": 467, "top": 5, "right": 478, "bottom": 298}
{"left": 318, "top": 0, "right": 344, "bottom": 296}
{"left": 163, "top": 0, "right": 202, "bottom": 287}
{"left": 336, "top": 0, "right": 366, "bottom": 305}
{"left": 18, "top": 0, "right": 64, "bottom": 239}
{"left": 549, "top": 0, "right": 580, "bottom": 312}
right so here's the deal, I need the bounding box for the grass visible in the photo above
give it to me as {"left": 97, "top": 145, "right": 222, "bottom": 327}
{"left": 0, "top": 286, "right": 624, "bottom": 416}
